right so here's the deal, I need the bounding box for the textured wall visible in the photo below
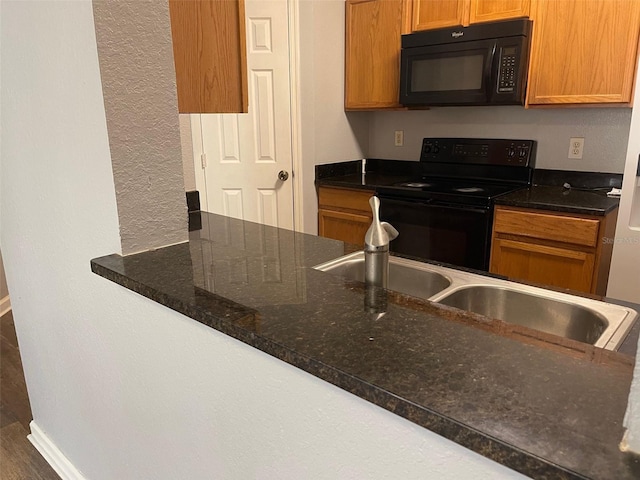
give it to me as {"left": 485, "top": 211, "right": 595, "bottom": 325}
{"left": 92, "top": 0, "right": 187, "bottom": 254}
{"left": 368, "top": 107, "right": 632, "bottom": 173}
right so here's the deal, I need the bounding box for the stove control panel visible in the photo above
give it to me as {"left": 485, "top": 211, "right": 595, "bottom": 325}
{"left": 421, "top": 138, "right": 536, "bottom": 167}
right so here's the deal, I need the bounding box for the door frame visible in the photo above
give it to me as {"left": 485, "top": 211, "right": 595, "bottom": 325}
{"left": 287, "top": 0, "right": 304, "bottom": 233}
{"left": 191, "top": 0, "right": 303, "bottom": 232}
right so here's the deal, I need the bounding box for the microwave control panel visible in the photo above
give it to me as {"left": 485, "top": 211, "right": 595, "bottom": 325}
{"left": 497, "top": 46, "right": 518, "bottom": 93}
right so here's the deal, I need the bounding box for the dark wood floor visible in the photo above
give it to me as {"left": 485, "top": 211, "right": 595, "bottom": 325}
{"left": 1, "top": 311, "right": 61, "bottom": 480}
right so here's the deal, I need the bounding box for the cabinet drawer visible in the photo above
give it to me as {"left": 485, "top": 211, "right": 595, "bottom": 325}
{"left": 494, "top": 208, "right": 600, "bottom": 247}
{"left": 318, "top": 186, "right": 375, "bottom": 214}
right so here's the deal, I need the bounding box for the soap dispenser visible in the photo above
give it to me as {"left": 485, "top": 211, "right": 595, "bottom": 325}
{"left": 364, "top": 196, "right": 399, "bottom": 289}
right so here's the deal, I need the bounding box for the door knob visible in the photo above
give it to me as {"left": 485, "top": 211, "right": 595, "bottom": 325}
{"left": 278, "top": 170, "right": 289, "bottom": 181}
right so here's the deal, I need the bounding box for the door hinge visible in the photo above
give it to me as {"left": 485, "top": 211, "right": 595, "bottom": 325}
{"left": 200, "top": 153, "right": 207, "bottom": 169}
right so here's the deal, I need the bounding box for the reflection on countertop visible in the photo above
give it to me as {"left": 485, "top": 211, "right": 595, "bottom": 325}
{"left": 92, "top": 212, "right": 640, "bottom": 480}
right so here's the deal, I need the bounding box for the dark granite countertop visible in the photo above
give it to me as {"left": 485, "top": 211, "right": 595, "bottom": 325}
{"left": 315, "top": 159, "right": 414, "bottom": 191}
{"left": 495, "top": 185, "right": 620, "bottom": 216}
{"left": 316, "top": 161, "right": 622, "bottom": 216}
{"left": 92, "top": 212, "right": 640, "bottom": 480}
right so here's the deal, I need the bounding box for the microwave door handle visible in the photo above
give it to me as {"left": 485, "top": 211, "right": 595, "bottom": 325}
{"left": 484, "top": 44, "right": 497, "bottom": 100}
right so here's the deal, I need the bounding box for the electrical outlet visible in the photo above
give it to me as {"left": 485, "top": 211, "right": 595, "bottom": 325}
{"left": 568, "top": 137, "right": 584, "bottom": 159}
{"left": 394, "top": 130, "right": 404, "bottom": 147}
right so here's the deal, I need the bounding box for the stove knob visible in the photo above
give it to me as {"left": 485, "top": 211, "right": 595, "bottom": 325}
{"left": 507, "top": 148, "right": 516, "bottom": 158}
{"left": 433, "top": 146, "right": 440, "bottom": 154}
{"left": 423, "top": 144, "right": 432, "bottom": 154}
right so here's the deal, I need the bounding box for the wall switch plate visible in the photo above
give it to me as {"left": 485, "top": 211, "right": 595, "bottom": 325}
{"left": 568, "top": 137, "right": 584, "bottom": 159}
{"left": 394, "top": 130, "right": 404, "bottom": 147}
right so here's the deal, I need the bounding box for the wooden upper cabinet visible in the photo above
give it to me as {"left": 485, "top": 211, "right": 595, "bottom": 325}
{"left": 169, "top": 0, "right": 248, "bottom": 113}
{"left": 345, "top": 0, "right": 409, "bottom": 109}
{"left": 412, "top": 0, "right": 529, "bottom": 31}
{"left": 412, "top": 0, "right": 466, "bottom": 31}
{"left": 469, "top": 0, "right": 530, "bottom": 24}
{"left": 527, "top": 0, "right": 640, "bottom": 106}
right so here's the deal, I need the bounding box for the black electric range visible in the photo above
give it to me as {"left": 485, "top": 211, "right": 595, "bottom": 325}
{"left": 376, "top": 138, "right": 536, "bottom": 271}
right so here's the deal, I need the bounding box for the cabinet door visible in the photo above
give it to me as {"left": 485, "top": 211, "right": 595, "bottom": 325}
{"left": 527, "top": 0, "right": 640, "bottom": 105}
{"left": 345, "top": 0, "right": 406, "bottom": 109}
{"left": 318, "top": 209, "right": 372, "bottom": 246}
{"left": 412, "top": 0, "right": 467, "bottom": 31}
{"left": 169, "top": 0, "right": 248, "bottom": 113}
{"left": 490, "top": 238, "right": 595, "bottom": 293}
{"left": 469, "top": 0, "right": 530, "bottom": 24}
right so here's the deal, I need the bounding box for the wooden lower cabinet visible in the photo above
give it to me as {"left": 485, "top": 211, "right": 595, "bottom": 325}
{"left": 490, "top": 206, "right": 617, "bottom": 295}
{"left": 317, "top": 186, "right": 375, "bottom": 246}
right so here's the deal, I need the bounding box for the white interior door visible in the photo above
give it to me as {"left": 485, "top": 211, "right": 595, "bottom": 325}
{"left": 193, "top": 0, "right": 294, "bottom": 230}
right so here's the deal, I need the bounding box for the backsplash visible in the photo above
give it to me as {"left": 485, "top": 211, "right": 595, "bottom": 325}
{"left": 368, "top": 106, "right": 632, "bottom": 173}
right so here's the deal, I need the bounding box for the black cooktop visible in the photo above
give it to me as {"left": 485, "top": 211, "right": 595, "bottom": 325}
{"left": 378, "top": 179, "right": 526, "bottom": 206}
{"left": 394, "top": 179, "right": 523, "bottom": 197}
{"left": 376, "top": 138, "right": 537, "bottom": 207}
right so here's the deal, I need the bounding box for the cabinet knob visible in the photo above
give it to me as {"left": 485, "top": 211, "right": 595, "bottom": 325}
{"left": 278, "top": 170, "right": 289, "bottom": 181}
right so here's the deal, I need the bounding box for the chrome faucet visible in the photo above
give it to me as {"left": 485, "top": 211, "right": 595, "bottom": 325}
{"left": 364, "top": 196, "right": 399, "bottom": 289}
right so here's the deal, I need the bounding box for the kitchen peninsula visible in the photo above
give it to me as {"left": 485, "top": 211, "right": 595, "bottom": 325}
{"left": 93, "top": 211, "right": 640, "bottom": 480}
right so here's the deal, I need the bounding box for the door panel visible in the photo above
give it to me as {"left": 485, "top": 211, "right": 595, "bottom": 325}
{"left": 413, "top": 0, "right": 466, "bottom": 31}
{"left": 469, "top": 0, "right": 530, "bottom": 24}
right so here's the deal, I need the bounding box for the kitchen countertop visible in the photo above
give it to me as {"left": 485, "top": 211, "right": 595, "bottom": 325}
{"left": 92, "top": 212, "right": 640, "bottom": 480}
{"left": 495, "top": 185, "right": 620, "bottom": 216}
{"left": 315, "top": 159, "right": 412, "bottom": 191}
{"left": 315, "top": 161, "right": 621, "bottom": 216}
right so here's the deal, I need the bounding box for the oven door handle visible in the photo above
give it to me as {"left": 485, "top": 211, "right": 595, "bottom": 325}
{"left": 376, "top": 194, "right": 434, "bottom": 207}
{"left": 429, "top": 202, "right": 489, "bottom": 214}
{"left": 378, "top": 196, "right": 488, "bottom": 214}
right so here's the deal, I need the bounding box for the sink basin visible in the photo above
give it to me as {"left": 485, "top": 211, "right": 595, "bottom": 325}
{"left": 313, "top": 251, "right": 451, "bottom": 300}
{"left": 314, "top": 251, "right": 637, "bottom": 351}
{"left": 435, "top": 285, "right": 607, "bottom": 345}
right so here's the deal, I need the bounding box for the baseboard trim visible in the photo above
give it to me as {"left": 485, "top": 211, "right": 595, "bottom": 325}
{"left": 0, "top": 295, "right": 11, "bottom": 317}
{"left": 28, "top": 421, "right": 87, "bottom": 480}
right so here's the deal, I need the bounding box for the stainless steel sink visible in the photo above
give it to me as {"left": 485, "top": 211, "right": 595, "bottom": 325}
{"left": 313, "top": 251, "right": 637, "bottom": 351}
{"left": 435, "top": 285, "right": 606, "bottom": 345}
{"left": 314, "top": 252, "right": 451, "bottom": 300}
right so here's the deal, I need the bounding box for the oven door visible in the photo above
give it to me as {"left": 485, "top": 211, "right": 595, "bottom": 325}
{"left": 378, "top": 196, "right": 492, "bottom": 271}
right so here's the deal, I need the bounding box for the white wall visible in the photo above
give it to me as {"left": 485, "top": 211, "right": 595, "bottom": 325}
{"left": 179, "top": 115, "right": 197, "bottom": 191}
{"left": 369, "top": 106, "right": 632, "bottom": 173}
{"left": 608, "top": 66, "right": 640, "bottom": 305}
{"left": 616, "top": 58, "right": 640, "bottom": 454}
{"left": 0, "top": 1, "right": 527, "bottom": 478}
{"left": 298, "top": 0, "right": 369, "bottom": 234}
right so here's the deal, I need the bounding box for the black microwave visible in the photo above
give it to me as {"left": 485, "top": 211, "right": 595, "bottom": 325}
{"left": 399, "top": 19, "right": 532, "bottom": 107}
